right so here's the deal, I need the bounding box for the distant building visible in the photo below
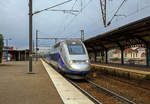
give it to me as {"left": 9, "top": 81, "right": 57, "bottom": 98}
{"left": 124, "top": 47, "right": 145, "bottom": 59}
{"left": 3, "top": 46, "right": 29, "bottom": 61}
{"left": 108, "top": 47, "right": 146, "bottom": 64}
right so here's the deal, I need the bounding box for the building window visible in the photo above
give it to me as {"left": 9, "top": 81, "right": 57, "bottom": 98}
{"left": 141, "top": 52, "right": 145, "bottom": 57}
{"left": 125, "top": 53, "right": 127, "bottom": 57}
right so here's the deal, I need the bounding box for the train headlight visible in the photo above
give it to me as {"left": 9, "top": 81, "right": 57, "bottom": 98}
{"left": 69, "top": 60, "right": 73, "bottom": 64}
{"left": 86, "top": 60, "right": 89, "bottom": 63}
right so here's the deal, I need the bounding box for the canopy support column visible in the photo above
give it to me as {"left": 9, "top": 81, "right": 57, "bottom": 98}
{"left": 105, "top": 49, "right": 108, "bottom": 64}
{"left": 94, "top": 51, "right": 97, "bottom": 62}
{"left": 146, "top": 43, "right": 150, "bottom": 67}
{"left": 101, "top": 50, "right": 104, "bottom": 63}
{"left": 121, "top": 47, "right": 124, "bottom": 65}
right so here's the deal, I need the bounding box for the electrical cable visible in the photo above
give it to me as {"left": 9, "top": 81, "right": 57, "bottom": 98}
{"left": 113, "top": 1, "right": 150, "bottom": 23}
{"left": 71, "top": 0, "right": 78, "bottom": 10}
{"left": 54, "top": 0, "right": 91, "bottom": 37}
{"left": 53, "top": 0, "right": 79, "bottom": 36}
{"left": 107, "top": 0, "right": 127, "bottom": 26}
{"left": 62, "top": 0, "right": 93, "bottom": 35}
{"left": 127, "top": 4, "right": 150, "bottom": 17}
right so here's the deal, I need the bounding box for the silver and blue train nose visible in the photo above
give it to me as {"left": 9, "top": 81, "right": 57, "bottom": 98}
{"left": 69, "top": 60, "right": 90, "bottom": 71}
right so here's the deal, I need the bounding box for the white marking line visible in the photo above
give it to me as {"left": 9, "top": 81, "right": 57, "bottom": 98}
{"left": 41, "top": 60, "right": 94, "bottom": 104}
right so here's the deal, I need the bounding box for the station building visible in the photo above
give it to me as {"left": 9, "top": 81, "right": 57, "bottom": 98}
{"left": 2, "top": 46, "right": 29, "bottom": 61}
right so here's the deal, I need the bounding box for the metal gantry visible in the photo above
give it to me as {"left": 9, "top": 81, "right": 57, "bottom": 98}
{"left": 99, "top": 0, "right": 127, "bottom": 27}
{"left": 99, "top": 0, "right": 107, "bottom": 27}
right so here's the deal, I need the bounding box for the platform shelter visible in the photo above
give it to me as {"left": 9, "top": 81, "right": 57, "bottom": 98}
{"left": 84, "top": 16, "right": 150, "bottom": 67}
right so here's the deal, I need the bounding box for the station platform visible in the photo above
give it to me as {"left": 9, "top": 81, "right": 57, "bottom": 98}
{"left": 0, "top": 60, "right": 63, "bottom": 104}
{"left": 91, "top": 63, "right": 150, "bottom": 80}
{"left": 0, "top": 59, "right": 95, "bottom": 104}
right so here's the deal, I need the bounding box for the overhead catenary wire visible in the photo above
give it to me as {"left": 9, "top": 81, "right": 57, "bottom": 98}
{"left": 54, "top": 14, "right": 70, "bottom": 36}
{"left": 107, "top": 0, "right": 127, "bottom": 26}
{"left": 113, "top": 0, "right": 150, "bottom": 23}
{"left": 54, "top": 0, "right": 80, "bottom": 36}
{"left": 81, "top": 0, "right": 83, "bottom": 12}
{"left": 36, "top": 0, "right": 150, "bottom": 41}
{"left": 57, "top": 0, "right": 150, "bottom": 36}
{"left": 54, "top": 0, "right": 93, "bottom": 37}
{"left": 62, "top": 0, "right": 94, "bottom": 34}
{"left": 33, "top": 0, "right": 73, "bottom": 15}
{"left": 127, "top": 4, "right": 150, "bottom": 17}
{"left": 71, "top": 0, "right": 78, "bottom": 10}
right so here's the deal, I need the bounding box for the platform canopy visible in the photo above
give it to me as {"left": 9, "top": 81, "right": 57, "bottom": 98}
{"left": 84, "top": 16, "right": 150, "bottom": 52}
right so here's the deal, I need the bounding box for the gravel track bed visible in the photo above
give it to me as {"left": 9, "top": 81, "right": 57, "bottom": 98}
{"left": 87, "top": 69, "right": 150, "bottom": 104}
{"left": 75, "top": 81, "right": 124, "bottom": 104}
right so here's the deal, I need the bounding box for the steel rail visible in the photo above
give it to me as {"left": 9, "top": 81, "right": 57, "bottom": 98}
{"left": 67, "top": 79, "right": 102, "bottom": 104}
{"left": 43, "top": 59, "right": 135, "bottom": 104}
{"left": 43, "top": 59, "right": 102, "bottom": 104}
{"left": 86, "top": 80, "right": 136, "bottom": 104}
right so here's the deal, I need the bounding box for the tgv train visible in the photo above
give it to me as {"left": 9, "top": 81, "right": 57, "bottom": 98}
{"left": 46, "top": 39, "right": 90, "bottom": 79}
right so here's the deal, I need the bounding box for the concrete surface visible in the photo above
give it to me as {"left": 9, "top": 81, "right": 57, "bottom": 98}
{"left": 92, "top": 63, "right": 150, "bottom": 80}
{"left": 42, "top": 60, "right": 95, "bottom": 104}
{"left": 0, "top": 60, "right": 63, "bottom": 104}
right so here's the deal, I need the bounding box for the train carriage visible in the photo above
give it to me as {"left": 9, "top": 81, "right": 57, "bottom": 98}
{"left": 46, "top": 39, "right": 90, "bottom": 79}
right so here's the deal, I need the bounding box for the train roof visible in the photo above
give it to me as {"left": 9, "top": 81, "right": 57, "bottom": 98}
{"left": 65, "top": 39, "right": 81, "bottom": 43}
{"left": 54, "top": 39, "right": 81, "bottom": 47}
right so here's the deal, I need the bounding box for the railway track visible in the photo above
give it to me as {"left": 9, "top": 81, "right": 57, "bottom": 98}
{"left": 106, "top": 76, "right": 150, "bottom": 91}
{"left": 44, "top": 59, "right": 102, "bottom": 104}
{"left": 44, "top": 59, "right": 136, "bottom": 104}
{"left": 86, "top": 80, "right": 136, "bottom": 104}
{"left": 67, "top": 79, "right": 102, "bottom": 104}
{"left": 68, "top": 79, "right": 136, "bottom": 104}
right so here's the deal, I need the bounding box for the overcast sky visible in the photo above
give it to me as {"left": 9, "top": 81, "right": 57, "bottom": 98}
{"left": 0, "top": 0, "right": 150, "bottom": 49}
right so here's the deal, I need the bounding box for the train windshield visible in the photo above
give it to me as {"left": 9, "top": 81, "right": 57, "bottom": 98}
{"left": 67, "top": 44, "right": 85, "bottom": 55}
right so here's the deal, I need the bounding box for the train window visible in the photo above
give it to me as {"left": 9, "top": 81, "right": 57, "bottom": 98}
{"left": 67, "top": 44, "right": 85, "bottom": 55}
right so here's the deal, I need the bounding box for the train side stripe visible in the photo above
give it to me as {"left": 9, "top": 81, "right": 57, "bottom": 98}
{"left": 57, "top": 53, "right": 89, "bottom": 74}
